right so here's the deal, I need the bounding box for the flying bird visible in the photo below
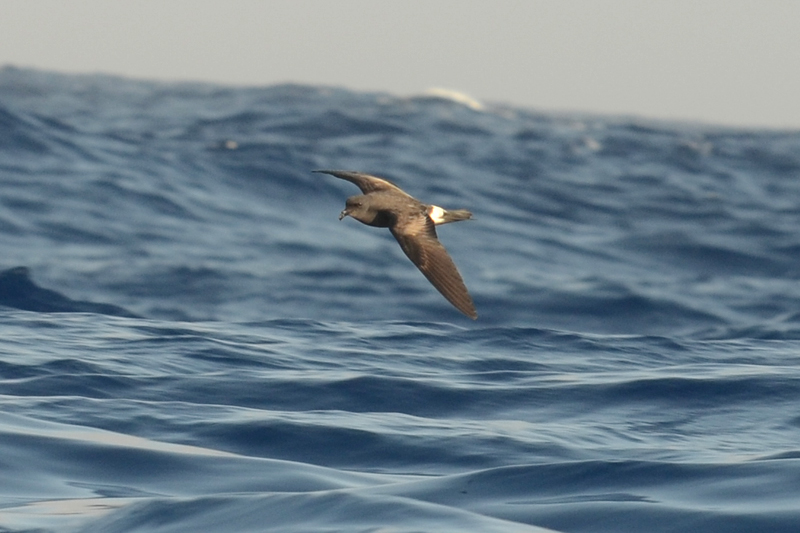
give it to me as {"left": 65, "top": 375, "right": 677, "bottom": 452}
{"left": 314, "top": 170, "right": 477, "bottom": 319}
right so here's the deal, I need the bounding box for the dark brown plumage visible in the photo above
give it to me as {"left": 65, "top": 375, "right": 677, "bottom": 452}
{"left": 314, "top": 170, "right": 477, "bottom": 319}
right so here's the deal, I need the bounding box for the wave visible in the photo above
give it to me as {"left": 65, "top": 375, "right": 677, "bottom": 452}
{"left": 0, "top": 267, "right": 139, "bottom": 317}
{"left": 2, "top": 411, "right": 798, "bottom": 533}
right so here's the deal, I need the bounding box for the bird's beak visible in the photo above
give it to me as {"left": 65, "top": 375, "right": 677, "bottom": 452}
{"left": 338, "top": 209, "right": 348, "bottom": 221}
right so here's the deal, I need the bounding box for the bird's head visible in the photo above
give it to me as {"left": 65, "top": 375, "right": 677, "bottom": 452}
{"left": 339, "top": 195, "right": 367, "bottom": 222}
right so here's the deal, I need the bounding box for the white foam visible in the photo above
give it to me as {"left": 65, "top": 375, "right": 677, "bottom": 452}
{"left": 422, "top": 88, "right": 484, "bottom": 111}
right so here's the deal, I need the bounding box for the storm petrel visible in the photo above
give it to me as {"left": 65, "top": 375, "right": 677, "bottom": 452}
{"left": 314, "top": 170, "right": 477, "bottom": 319}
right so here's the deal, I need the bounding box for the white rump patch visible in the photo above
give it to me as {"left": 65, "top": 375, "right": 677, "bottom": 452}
{"left": 428, "top": 205, "right": 446, "bottom": 224}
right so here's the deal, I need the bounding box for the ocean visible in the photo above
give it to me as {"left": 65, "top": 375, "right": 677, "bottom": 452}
{"left": 1, "top": 65, "right": 799, "bottom": 532}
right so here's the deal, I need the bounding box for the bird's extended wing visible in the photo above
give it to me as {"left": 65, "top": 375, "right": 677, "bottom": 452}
{"left": 390, "top": 216, "right": 477, "bottom": 319}
{"left": 314, "top": 170, "right": 406, "bottom": 195}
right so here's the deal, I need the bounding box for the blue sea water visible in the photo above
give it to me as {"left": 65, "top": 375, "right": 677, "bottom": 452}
{"left": 1, "top": 65, "right": 800, "bottom": 532}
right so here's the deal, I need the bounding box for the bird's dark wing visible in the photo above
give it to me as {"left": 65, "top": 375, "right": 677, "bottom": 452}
{"left": 313, "top": 170, "right": 407, "bottom": 195}
{"left": 390, "top": 215, "right": 477, "bottom": 319}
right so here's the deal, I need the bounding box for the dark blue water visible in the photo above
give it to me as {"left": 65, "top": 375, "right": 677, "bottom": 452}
{"left": 1, "top": 66, "right": 800, "bottom": 532}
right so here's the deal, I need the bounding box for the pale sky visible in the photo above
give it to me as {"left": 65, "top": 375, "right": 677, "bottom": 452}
{"left": 1, "top": 0, "right": 799, "bottom": 129}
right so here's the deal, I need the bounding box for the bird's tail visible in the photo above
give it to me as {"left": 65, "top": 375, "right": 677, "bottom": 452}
{"left": 428, "top": 205, "right": 473, "bottom": 225}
